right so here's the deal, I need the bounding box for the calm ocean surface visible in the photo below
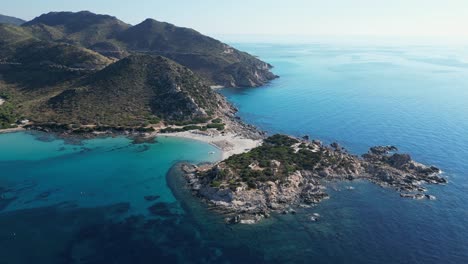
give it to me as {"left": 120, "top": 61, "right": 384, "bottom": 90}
{"left": 1, "top": 43, "right": 468, "bottom": 263}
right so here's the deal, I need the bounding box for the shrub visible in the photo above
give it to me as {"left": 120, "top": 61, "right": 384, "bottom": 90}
{"left": 160, "top": 127, "right": 184, "bottom": 133}
{"left": 207, "top": 123, "right": 225, "bottom": 131}
{"left": 211, "top": 118, "right": 222, "bottom": 124}
{"left": 183, "top": 125, "right": 202, "bottom": 131}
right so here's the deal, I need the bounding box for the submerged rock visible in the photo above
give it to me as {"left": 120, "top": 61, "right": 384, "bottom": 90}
{"left": 144, "top": 195, "right": 161, "bottom": 202}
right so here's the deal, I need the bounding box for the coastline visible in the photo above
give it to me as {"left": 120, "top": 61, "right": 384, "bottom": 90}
{"left": 0, "top": 127, "right": 25, "bottom": 134}
{"left": 0, "top": 125, "right": 262, "bottom": 161}
{"left": 151, "top": 130, "right": 262, "bottom": 160}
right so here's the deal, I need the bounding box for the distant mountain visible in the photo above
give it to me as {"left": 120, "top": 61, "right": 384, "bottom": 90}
{"left": 0, "top": 23, "right": 113, "bottom": 88}
{"left": 0, "top": 14, "right": 25, "bottom": 26}
{"left": 0, "top": 22, "right": 112, "bottom": 68}
{"left": 23, "top": 11, "right": 130, "bottom": 46}
{"left": 116, "top": 18, "right": 277, "bottom": 87}
{"left": 22, "top": 11, "right": 277, "bottom": 87}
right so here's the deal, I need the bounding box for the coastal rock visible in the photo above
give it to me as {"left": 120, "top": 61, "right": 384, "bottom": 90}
{"left": 368, "top": 146, "right": 398, "bottom": 155}
{"left": 400, "top": 193, "right": 426, "bottom": 200}
{"left": 310, "top": 214, "right": 320, "bottom": 222}
{"left": 330, "top": 142, "right": 342, "bottom": 151}
{"left": 181, "top": 135, "right": 447, "bottom": 224}
{"left": 388, "top": 154, "right": 412, "bottom": 169}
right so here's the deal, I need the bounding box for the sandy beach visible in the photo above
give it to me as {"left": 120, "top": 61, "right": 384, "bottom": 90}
{"left": 0, "top": 124, "right": 261, "bottom": 160}
{"left": 0, "top": 127, "right": 25, "bottom": 134}
{"left": 152, "top": 130, "right": 262, "bottom": 160}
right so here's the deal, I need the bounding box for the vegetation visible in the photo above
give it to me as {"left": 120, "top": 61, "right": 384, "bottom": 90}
{"left": 206, "top": 123, "right": 225, "bottom": 131}
{"left": 0, "top": 91, "right": 18, "bottom": 129}
{"left": 19, "top": 11, "right": 276, "bottom": 87}
{"left": 10, "top": 40, "right": 112, "bottom": 69}
{"left": 22, "top": 11, "right": 130, "bottom": 48}
{"left": 28, "top": 54, "right": 221, "bottom": 127}
{"left": 0, "top": 11, "right": 276, "bottom": 130}
{"left": 0, "top": 102, "right": 17, "bottom": 129}
{"left": 182, "top": 125, "right": 204, "bottom": 131}
{"left": 160, "top": 123, "right": 224, "bottom": 133}
{"left": 0, "top": 14, "right": 25, "bottom": 26}
{"left": 211, "top": 135, "right": 322, "bottom": 187}
{"left": 167, "top": 117, "right": 211, "bottom": 126}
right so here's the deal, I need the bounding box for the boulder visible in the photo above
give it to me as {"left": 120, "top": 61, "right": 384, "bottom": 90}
{"left": 388, "top": 153, "right": 412, "bottom": 168}
{"left": 330, "top": 142, "right": 341, "bottom": 151}
{"left": 369, "top": 146, "right": 398, "bottom": 155}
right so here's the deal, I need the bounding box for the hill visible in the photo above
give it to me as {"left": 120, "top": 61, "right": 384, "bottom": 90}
{"left": 0, "top": 23, "right": 113, "bottom": 90}
{"left": 0, "top": 14, "right": 25, "bottom": 26}
{"left": 33, "top": 54, "right": 224, "bottom": 126}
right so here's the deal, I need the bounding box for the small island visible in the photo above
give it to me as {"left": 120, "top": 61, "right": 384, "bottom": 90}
{"left": 180, "top": 134, "right": 445, "bottom": 224}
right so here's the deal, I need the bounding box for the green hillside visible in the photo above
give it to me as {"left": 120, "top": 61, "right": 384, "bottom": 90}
{"left": 35, "top": 55, "right": 221, "bottom": 126}
{"left": 22, "top": 11, "right": 277, "bottom": 87}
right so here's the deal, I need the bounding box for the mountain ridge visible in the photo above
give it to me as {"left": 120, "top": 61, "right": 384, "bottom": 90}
{"left": 0, "top": 14, "right": 26, "bottom": 26}
{"left": 20, "top": 11, "right": 278, "bottom": 87}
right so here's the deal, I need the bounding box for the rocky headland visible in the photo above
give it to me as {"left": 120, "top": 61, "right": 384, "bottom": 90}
{"left": 180, "top": 135, "right": 446, "bottom": 224}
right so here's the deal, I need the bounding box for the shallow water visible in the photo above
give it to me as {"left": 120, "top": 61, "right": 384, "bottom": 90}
{"left": 1, "top": 43, "right": 468, "bottom": 263}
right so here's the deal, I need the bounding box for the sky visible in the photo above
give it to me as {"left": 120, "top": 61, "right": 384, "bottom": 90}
{"left": 2, "top": 0, "right": 468, "bottom": 43}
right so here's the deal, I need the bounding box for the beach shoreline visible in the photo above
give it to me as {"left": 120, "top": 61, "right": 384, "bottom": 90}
{"left": 151, "top": 130, "right": 262, "bottom": 160}
{"left": 0, "top": 127, "right": 25, "bottom": 134}
{"left": 0, "top": 126, "right": 262, "bottom": 160}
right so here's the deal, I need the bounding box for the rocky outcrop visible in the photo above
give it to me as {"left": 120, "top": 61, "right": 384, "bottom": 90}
{"left": 215, "top": 62, "right": 278, "bottom": 88}
{"left": 181, "top": 135, "right": 446, "bottom": 224}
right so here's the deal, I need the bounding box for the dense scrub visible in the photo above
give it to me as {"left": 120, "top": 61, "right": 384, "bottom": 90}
{"left": 219, "top": 135, "right": 322, "bottom": 184}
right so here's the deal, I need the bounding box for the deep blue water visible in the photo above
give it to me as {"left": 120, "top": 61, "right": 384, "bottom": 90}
{"left": 1, "top": 43, "right": 468, "bottom": 263}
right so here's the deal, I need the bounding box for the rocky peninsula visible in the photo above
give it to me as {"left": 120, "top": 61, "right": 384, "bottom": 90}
{"left": 179, "top": 135, "right": 446, "bottom": 224}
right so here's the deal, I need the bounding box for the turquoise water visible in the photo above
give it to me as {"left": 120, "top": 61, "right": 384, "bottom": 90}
{"left": 1, "top": 43, "right": 468, "bottom": 263}
{"left": 0, "top": 133, "right": 221, "bottom": 213}
{"left": 0, "top": 132, "right": 224, "bottom": 263}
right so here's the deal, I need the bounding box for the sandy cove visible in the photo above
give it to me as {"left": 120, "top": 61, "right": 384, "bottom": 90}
{"left": 0, "top": 124, "right": 262, "bottom": 160}
{"left": 150, "top": 130, "right": 262, "bottom": 160}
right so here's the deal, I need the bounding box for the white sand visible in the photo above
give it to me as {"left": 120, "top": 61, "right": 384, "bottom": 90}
{"left": 0, "top": 127, "right": 25, "bottom": 134}
{"left": 153, "top": 130, "right": 262, "bottom": 160}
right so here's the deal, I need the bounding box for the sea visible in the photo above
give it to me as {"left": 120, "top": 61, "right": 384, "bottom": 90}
{"left": 0, "top": 42, "right": 467, "bottom": 263}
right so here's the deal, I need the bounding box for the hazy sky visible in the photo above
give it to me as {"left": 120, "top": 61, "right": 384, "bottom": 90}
{"left": 2, "top": 0, "right": 467, "bottom": 39}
